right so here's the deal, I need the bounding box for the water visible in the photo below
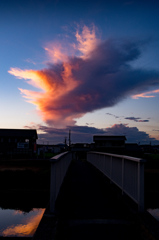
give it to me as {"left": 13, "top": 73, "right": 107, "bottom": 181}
{"left": 0, "top": 207, "right": 45, "bottom": 237}
{"left": 0, "top": 162, "right": 50, "bottom": 237}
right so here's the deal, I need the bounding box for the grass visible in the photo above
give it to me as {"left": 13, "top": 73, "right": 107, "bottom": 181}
{"left": 36, "top": 152, "right": 59, "bottom": 159}
{"left": 146, "top": 154, "right": 159, "bottom": 160}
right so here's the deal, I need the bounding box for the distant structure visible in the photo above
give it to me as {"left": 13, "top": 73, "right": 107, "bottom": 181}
{"left": 93, "top": 135, "right": 126, "bottom": 153}
{"left": 71, "top": 143, "right": 91, "bottom": 152}
{"left": 71, "top": 143, "right": 91, "bottom": 160}
{"left": 125, "top": 143, "right": 140, "bottom": 152}
{"left": 93, "top": 135, "right": 126, "bottom": 147}
{"left": 0, "top": 129, "right": 38, "bottom": 158}
{"left": 37, "top": 143, "right": 66, "bottom": 158}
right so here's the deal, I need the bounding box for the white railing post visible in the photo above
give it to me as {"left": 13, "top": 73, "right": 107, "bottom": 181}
{"left": 50, "top": 161, "right": 56, "bottom": 213}
{"left": 122, "top": 157, "right": 124, "bottom": 195}
{"left": 110, "top": 155, "right": 112, "bottom": 184}
{"left": 87, "top": 151, "right": 145, "bottom": 212}
{"left": 138, "top": 162, "right": 144, "bottom": 212}
{"left": 50, "top": 152, "right": 72, "bottom": 214}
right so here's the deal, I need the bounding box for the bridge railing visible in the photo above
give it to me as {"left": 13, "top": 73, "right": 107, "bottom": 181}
{"left": 87, "top": 151, "right": 146, "bottom": 212}
{"left": 50, "top": 151, "right": 72, "bottom": 213}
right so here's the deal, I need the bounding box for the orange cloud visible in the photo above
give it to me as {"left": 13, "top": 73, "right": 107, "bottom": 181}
{"left": 2, "top": 209, "right": 45, "bottom": 237}
{"left": 75, "top": 25, "right": 99, "bottom": 58}
{"left": 9, "top": 68, "right": 49, "bottom": 91}
{"left": 132, "top": 89, "right": 159, "bottom": 99}
{"left": 8, "top": 26, "right": 96, "bottom": 127}
{"left": 8, "top": 25, "right": 159, "bottom": 127}
{"left": 10, "top": 62, "right": 81, "bottom": 126}
{"left": 44, "top": 43, "right": 68, "bottom": 63}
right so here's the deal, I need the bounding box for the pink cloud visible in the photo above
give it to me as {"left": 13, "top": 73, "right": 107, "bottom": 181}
{"left": 132, "top": 89, "right": 159, "bottom": 99}
{"left": 9, "top": 25, "right": 159, "bottom": 127}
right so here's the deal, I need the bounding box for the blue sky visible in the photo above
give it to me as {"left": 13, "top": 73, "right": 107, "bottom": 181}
{"left": 1, "top": 0, "right": 159, "bottom": 144}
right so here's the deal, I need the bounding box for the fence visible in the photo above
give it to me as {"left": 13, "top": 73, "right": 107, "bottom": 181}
{"left": 50, "top": 151, "right": 72, "bottom": 213}
{"left": 87, "top": 151, "right": 146, "bottom": 211}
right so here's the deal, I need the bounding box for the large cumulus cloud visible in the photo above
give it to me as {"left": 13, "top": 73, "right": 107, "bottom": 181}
{"left": 9, "top": 26, "right": 159, "bottom": 127}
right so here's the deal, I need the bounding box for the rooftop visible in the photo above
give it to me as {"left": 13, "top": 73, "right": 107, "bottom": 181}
{"left": 0, "top": 129, "right": 38, "bottom": 139}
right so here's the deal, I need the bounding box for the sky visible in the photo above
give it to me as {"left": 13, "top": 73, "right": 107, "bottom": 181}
{"left": 1, "top": 0, "right": 159, "bottom": 144}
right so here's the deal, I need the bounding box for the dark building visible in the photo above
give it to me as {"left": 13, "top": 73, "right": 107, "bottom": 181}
{"left": 0, "top": 129, "right": 38, "bottom": 158}
{"left": 71, "top": 143, "right": 91, "bottom": 152}
{"left": 125, "top": 143, "right": 140, "bottom": 151}
{"left": 71, "top": 143, "right": 91, "bottom": 160}
{"left": 93, "top": 135, "right": 126, "bottom": 154}
{"left": 139, "top": 144, "right": 153, "bottom": 153}
{"left": 93, "top": 135, "right": 126, "bottom": 147}
{"left": 124, "top": 143, "right": 142, "bottom": 157}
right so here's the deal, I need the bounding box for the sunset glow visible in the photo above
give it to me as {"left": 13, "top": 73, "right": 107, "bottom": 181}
{"left": 132, "top": 89, "right": 159, "bottom": 99}
{"left": 75, "top": 25, "right": 99, "bottom": 58}
{"left": 1, "top": 209, "right": 45, "bottom": 237}
{"left": 8, "top": 26, "right": 98, "bottom": 127}
{"left": 1, "top": 1, "right": 159, "bottom": 238}
{"left": 1, "top": 0, "right": 159, "bottom": 144}
{"left": 9, "top": 25, "right": 159, "bottom": 128}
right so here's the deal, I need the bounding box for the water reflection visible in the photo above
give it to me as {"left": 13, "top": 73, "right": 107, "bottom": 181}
{"left": 147, "top": 209, "right": 159, "bottom": 221}
{"left": 0, "top": 208, "right": 45, "bottom": 237}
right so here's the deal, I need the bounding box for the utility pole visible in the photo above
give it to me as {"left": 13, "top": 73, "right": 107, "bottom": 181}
{"left": 64, "top": 137, "right": 67, "bottom": 148}
{"left": 69, "top": 130, "right": 71, "bottom": 147}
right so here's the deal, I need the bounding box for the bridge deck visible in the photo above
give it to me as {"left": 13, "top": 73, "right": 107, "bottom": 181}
{"left": 54, "top": 158, "right": 145, "bottom": 240}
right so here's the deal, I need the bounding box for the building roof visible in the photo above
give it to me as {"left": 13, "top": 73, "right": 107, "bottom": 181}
{"left": 0, "top": 129, "right": 38, "bottom": 139}
{"left": 93, "top": 135, "right": 126, "bottom": 141}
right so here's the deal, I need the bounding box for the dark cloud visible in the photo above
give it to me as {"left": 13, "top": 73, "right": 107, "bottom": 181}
{"left": 25, "top": 124, "right": 106, "bottom": 143}
{"left": 138, "top": 120, "right": 149, "bottom": 122}
{"left": 125, "top": 117, "right": 140, "bottom": 121}
{"left": 11, "top": 36, "right": 159, "bottom": 127}
{"left": 125, "top": 117, "right": 149, "bottom": 122}
{"left": 106, "top": 113, "right": 120, "bottom": 118}
{"left": 106, "top": 114, "right": 149, "bottom": 122}
{"left": 25, "top": 123, "right": 159, "bottom": 145}
{"left": 103, "top": 124, "right": 158, "bottom": 144}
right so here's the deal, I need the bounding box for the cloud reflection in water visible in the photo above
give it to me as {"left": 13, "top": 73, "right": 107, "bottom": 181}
{"left": 0, "top": 208, "right": 45, "bottom": 237}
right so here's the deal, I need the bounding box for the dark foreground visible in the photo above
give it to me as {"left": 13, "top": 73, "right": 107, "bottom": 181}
{"left": 0, "top": 159, "right": 50, "bottom": 239}
{"left": 1, "top": 157, "right": 159, "bottom": 239}
{"left": 0, "top": 160, "right": 50, "bottom": 212}
{"left": 34, "top": 158, "right": 159, "bottom": 240}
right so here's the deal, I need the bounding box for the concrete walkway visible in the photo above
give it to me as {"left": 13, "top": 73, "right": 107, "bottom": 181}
{"left": 54, "top": 159, "right": 145, "bottom": 240}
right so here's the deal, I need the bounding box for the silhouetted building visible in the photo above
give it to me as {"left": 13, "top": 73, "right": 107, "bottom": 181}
{"left": 139, "top": 144, "right": 153, "bottom": 153}
{"left": 71, "top": 143, "right": 91, "bottom": 152}
{"left": 152, "top": 145, "right": 159, "bottom": 153}
{"left": 0, "top": 129, "right": 38, "bottom": 158}
{"left": 71, "top": 143, "right": 91, "bottom": 160}
{"left": 93, "top": 135, "right": 126, "bottom": 154}
{"left": 125, "top": 143, "right": 140, "bottom": 151}
{"left": 93, "top": 135, "right": 126, "bottom": 147}
{"left": 37, "top": 144, "right": 61, "bottom": 155}
{"left": 124, "top": 143, "right": 142, "bottom": 157}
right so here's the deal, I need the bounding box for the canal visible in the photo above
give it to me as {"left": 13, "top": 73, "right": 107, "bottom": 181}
{"left": 145, "top": 168, "right": 159, "bottom": 221}
{"left": 0, "top": 208, "right": 45, "bottom": 237}
{"left": 0, "top": 160, "right": 50, "bottom": 238}
{"left": 1, "top": 158, "right": 159, "bottom": 237}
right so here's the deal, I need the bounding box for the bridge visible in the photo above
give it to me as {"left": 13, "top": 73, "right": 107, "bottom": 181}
{"left": 33, "top": 151, "right": 159, "bottom": 240}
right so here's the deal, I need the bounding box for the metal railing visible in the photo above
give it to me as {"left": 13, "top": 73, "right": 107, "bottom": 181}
{"left": 87, "top": 151, "right": 146, "bottom": 211}
{"left": 50, "top": 151, "right": 72, "bottom": 213}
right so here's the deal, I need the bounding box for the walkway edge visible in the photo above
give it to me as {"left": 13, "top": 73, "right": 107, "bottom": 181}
{"left": 32, "top": 203, "right": 58, "bottom": 240}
